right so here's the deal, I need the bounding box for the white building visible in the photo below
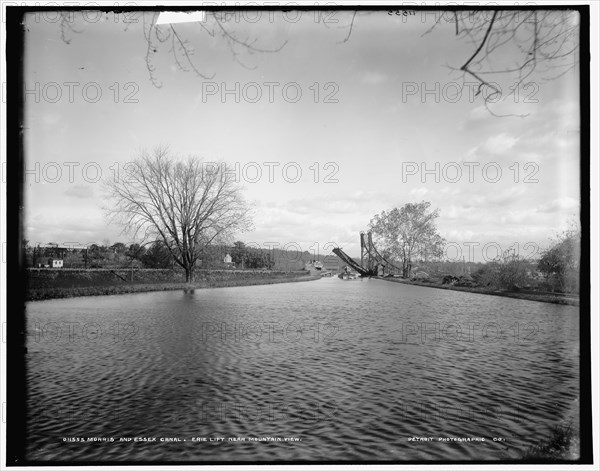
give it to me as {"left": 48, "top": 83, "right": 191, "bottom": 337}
{"left": 223, "top": 253, "right": 235, "bottom": 267}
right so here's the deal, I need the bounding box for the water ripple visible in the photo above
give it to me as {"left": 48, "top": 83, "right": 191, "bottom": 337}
{"left": 25, "top": 278, "right": 579, "bottom": 462}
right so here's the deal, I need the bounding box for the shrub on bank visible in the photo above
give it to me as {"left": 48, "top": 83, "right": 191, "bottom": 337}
{"left": 524, "top": 422, "right": 576, "bottom": 461}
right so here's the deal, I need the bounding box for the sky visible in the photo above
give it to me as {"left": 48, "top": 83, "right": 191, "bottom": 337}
{"left": 22, "top": 8, "right": 581, "bottom": 262}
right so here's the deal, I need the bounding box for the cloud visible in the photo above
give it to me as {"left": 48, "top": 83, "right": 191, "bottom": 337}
{"left": 42, "top": 114, "right": 61, "bottom": 125}
{"left": 537, "top": 197, "right": 579, "bottom": 213}
{"left": 409, "top": 187, "right": 429, "bottom": 198}
{"left": 279, "top": 190, "right": 391, "bottom": 217}
{"left": 459, "top": 96, "right": 557, "bottom": 133}
{"left": 25, "top": 212, "right": 112, "bottom": 245}
{"left": 361, "top": 71, "right": 388, "bottom": 84}
{"left": 64, "top": 185, "right": 95, "bottom": 199}
{"left": 482, "top": 133, "right": 519, "bottom": 155}
{"left": 470, "top": 187, "right": 528, "bottom": 207}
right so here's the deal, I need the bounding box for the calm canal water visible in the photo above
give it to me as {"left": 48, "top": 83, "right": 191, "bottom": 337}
{"left": 25, "top": 278, "right": 580, "bottom": 462}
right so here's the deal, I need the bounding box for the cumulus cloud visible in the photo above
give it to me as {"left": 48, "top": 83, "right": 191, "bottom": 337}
{"left": 537, "top": 197, "right": 579, "bottom": 213}
{"left": 42, "top": 114, "right": 61, "bottom": 125}
{"left": 408, "top": 187, "right": 429, "bottom": 198}
{"left": 361, "top": 71, "right": 389, "bottom": 84}
{"left": 482, "top": 133, "right": 519, "bottom": 155}
{"left": 25, "top": 212, "right": 111, "bottom": 245}
{"left": 64, "top": 185, "right": 95, "bottom": 199}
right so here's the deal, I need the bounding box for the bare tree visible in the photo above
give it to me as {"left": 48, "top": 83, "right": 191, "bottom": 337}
{"left": 50, "top": 9, "right": 579, "bottom": 110}
{"left": 105, "top": 147, "right": 253, "bottom": 282}
{"left": 334, "top": 9, "right": 579, "bottom": 115}
{"left": 53, "top": 10, "right": 287, "bottom": 88}
{"left": 423, "top": 10, "right": 579, "bottom": 116}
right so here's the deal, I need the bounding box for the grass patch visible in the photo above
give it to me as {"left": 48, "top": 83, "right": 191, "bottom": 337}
{"left": 524, "top": 422, "right": 576, "bottom": 461}
{"left": 26, "top": 274, "right": 320, "bottom": 301}
{"left": 377, "top": 277, "right": 579, "bottom": 306}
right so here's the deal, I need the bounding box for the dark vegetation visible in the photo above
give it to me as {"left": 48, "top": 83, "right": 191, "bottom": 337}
{"left": 369, "top": 202, "right": 580, "bottom": 299}
{"left": 26, "top": 268, "right": 318, "bottom": 301}
{"left": 523, "top": 422, "right": 577, "bottom": 461}
{"left": 24, "top": 240, "right": 344, "bottom": 272}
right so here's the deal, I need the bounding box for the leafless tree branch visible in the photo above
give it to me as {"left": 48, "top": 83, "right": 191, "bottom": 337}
{"left": 104, "top": 147, "right": 253, "bottom": 282}
{"left": 338, "top": 11, "right": 357, "bottom": 44}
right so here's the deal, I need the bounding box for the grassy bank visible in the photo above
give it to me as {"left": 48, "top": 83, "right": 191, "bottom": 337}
{"left": 26, "top": 268, "right": 320, "bottom": 301}
{"left": 523, "top": 421, "right": 579, "bottom": 461}
{"left": 377, "top": 277, "right": 579, "bottom": 306}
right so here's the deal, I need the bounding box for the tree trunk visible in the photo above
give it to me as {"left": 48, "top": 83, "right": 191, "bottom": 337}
{"left": 185, "top": 266, "right": 194, "bottom": 283}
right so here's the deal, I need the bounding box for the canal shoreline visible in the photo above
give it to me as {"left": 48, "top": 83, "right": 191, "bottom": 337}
{"left": 376, "top": 277, "right": 580, "bottom": 306}
{"left": 26, "top": 269, "right": 321, "bottom": 301}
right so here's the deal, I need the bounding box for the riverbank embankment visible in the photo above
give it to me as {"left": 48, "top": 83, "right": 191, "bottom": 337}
{"left": 377, "top": 276, "right": 579, "bottom": 306}
{"left": 26, "top": 268, "right": 320, "bottom": 301}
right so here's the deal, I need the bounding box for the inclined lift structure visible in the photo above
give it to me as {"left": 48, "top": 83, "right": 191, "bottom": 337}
{"left": 332, "top": 231, "right": 404, "bottom": 277}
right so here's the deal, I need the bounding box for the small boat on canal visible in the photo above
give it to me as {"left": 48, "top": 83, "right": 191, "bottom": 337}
{"left": 338, "top": 266, "right": 359, "bottom": 280}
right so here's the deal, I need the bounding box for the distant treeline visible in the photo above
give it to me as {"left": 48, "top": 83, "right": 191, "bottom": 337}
{"left": 24, "top": 240, "right": 345, "bottom": 272}
{"left": 24, "top": 224, "right": 580, "bottom": 294}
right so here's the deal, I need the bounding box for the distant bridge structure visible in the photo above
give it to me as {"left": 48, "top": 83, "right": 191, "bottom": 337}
{"left": 332, "top": 231, "right": 404, "bottom": 277}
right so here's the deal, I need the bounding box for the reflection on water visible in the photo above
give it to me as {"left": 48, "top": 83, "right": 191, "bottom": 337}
{"left": 25, "top": 278, "right": 579, "bottom": 462}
